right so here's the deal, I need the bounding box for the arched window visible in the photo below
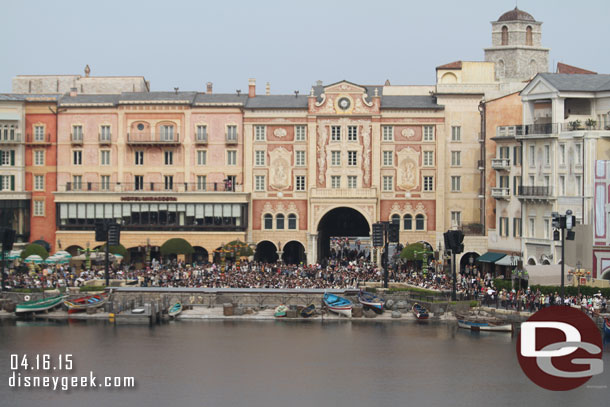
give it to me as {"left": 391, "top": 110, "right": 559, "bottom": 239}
{"left": 264, "top": 214, "right": 273, "bottom": 230}
{"left": 276, "top": 214, "right": 285, "bottom": 230}
{"left": 501, "top": 26, "right": 508, "bottom": 45}
{"left": 526, "top": 26, "right": 533, "bottom": 46}
{"left": 403, "top": 214, "right": 412, "bottom": 230}
{"left": 288, "top": 214, "right": 297, "bottom": 230}
{"left": 415, "top": 214, "right": 425, "bottom": 230}
{"left": 391, "top": 214, "right": 400, "bottom": 225}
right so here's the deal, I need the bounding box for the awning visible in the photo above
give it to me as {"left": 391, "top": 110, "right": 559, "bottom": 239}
{"left": 495, "top": 255, "right": 522, "bottom": 267}
{"left": 476, "top": 252, "right": 506, "bottom": 263}
{"left": 0, "top": 112, "right": 21, "bottom": 121}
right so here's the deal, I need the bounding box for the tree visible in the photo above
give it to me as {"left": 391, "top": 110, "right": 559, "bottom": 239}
{"left": 20, "top": 243, "right": 49, "bottom": 260}
{"left": 223, "top": 240, "right": 254, "bottom": 259}
{"left": 160, "top": 238, "right": 194, "bottom": 255}
{"left": 400, "top": 242, "right": 426, "bottom": 261}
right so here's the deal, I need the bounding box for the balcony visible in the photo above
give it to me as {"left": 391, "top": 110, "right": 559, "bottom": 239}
{"left": 561, "top": 120, "right": 610, "bottom": 132}
{"left": 514, "top": 123, "right": 559, "bottom": 139}
{"left": 127, "top": 132, "right": 180, "bottom": 145}
{"left": 491, "top": 158, "right": 511, "bottom": 171}
{"left": 26, "top": 133, "right": 52, "bottom": 145}
{"left": 310, "top": 187, "right": 378, "bottom": 199}
{"left": 194, "top": 134, "right": 208, "bottom": 145}
{"left": 491, "top": 187, "right": 511, "bottom": 200}
{"left": 517, "top": 186, "right": 555, "bottom": 201}
{"left": 98, "top": 133, "right": 112, "bottom": 145}
{"left": 0, "top": 133, "right": 23, "bottom": 145}
{"left": 70, "top": 133, "right": 83, "bottom": 144}
{"left": 60, "top": 181, "right": 242, "bottom": 193}
{"left": 225, "top": 132, "right": 238, "bottom": 144}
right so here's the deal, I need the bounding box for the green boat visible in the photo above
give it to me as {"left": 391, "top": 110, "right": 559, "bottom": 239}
{"left": 15, "top": 295, "right": 67, "bottom": 314}
{"left": 168, "top": 302, "right": 182, "bottom": 318}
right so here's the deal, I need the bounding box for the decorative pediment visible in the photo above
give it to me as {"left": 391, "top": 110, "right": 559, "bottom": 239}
{"left": 323, "top": 81, "right": 368, "bottom": 94}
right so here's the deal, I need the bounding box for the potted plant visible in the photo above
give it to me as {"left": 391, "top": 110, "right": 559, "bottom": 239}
{"left": 585, "top": 118, "right": 597, "bottom": 129}
{"left": 568, "top": 120, "right": 582, "bottom": 131}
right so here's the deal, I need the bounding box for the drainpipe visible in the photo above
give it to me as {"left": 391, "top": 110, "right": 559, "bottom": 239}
{"left": 478, "top": 100, "right": 486, "bottom": 232}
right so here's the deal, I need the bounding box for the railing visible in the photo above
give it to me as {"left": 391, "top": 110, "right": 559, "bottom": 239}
{"left": 491, "top": 158, "right": 511, "bottom": 170}
{"left": 194, "top": 134, "right": 208, "bottom": 144}
{"left": 99, "top": 133, "right": 112, "bottom": 143}
{"left": 61, "top": 181, "right": 242, "bottom": 193}
{"left": 225, "top": 132, "right": 238, "bottom": 143}
{"left": 491, "top": 187, "right": 511, "bottom": 199}
{"left": 26, "top": 133, "right": 52, "bottom": 144}
{"left": 459, "top": 223, "right": 484, "bottom": 236}
{"left": 523, "top": 123, "right": 558, "bottom": 136}
{"left": 561, "top": 120, "right": 610, "bottom": 132}
{"left": 495, "top": 126, "right": 521, "bottom": 138}
{"left": 518, "top": 186, "right": 553, "bottom": 197}
{"left": 127, "top": 132, "right": 180, "bottom": 144}
{"left": 0, "top": 133, "right": 22, "bottom": 143}
{"left": 70, "top": 133, "right": 83, "bottom": 143}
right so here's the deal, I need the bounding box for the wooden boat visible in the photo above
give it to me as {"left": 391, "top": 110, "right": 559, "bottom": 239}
{"left": 168, "top": 302, "right": 182, "bottom": 318}
{"left": 15, "top": 295, "right": 67, "bottom": 314}
{"left": 300, "top": 304, "right": 315, "bottom": 318}
{"left": 604, "top": 318, "right": 610, "bottom": 336}
{"left": 323, "top": 293, "right": 352, "bottom": 318}
{"left": 456, "top": 312, "right": 513, "bottom": 332}
{"left": 358, "top": 290, "right": 384, "bottom": 314}
{"left": 64, "top": 292, "right": 109, "bottom": 314}
{"left": 274, "top": 304, "right": 287, "bottom": 317}
{"left": 412, "top": 303, "right": 429, "bottom": 320}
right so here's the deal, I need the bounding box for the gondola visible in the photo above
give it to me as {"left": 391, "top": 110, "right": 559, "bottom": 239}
{"left": 323, "top": 293, "right": 352, "bottom": 318}
{"left": 358, "top": 290, "right": 384, "bottom": 314}
{"left": 412, "top": 302, "right": 429, "bottom": 320}
{"left": 300, "top": 304, "right": 315, "bottom": 318}
{"left": 64, "top": 292, "right": 109, "bottom": 314}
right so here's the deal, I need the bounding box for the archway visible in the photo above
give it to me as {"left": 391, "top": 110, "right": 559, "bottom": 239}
{"left": 418, "top": 241, "right": 434, "bottom": 251}
{"left": 193, "top": 246, "right": 209, "bottom": 264}
{"left": 460, "top": 251, "right": 480, "bottom": 274}
{"left": 317, "top": 207, "right": 370, "bottom": 261}
{"left": 601, "top": 268, "right": 610, "bottom": 280}
{"left": 282, "top": 241, "right": 306, "bottom": 265}
{"left": 65, "top": 245, "right": 83, "bottom": 256}
{"left": 254, "top": 241, "right": 278, "bottom": 263}
{"left": 527, "top": 257, "right": 537, "bottom": 265}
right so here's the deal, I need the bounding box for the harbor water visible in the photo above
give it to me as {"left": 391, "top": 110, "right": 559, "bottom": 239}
{"left": 0, "top": 319, "right": 608, "bottom": 407}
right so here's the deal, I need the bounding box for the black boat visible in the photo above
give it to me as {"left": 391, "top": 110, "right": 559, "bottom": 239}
{"left": 301, "top": 304, "right": 315, "bottom": 318}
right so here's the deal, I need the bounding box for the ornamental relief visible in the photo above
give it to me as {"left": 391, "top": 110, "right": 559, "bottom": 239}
{"left": 396, "top": 147, "right": 420, "bottom": 191}
{"left": 273, "top": 128, "right": 287, "bottom": 138}
{"left": 389, "top": 202, "right": 427, "bottom": 215}
{"left": 269, "top": 147, "right": 292, "bottom": 190}
{"left": 262, "top": 201, "right": 298, "bottom": 215}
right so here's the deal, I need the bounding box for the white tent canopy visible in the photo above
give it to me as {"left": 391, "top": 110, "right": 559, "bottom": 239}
{"left": 525, "top": 265, "right": 573, "bottom": 286}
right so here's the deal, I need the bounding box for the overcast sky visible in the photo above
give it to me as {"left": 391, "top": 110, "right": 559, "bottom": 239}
{"left": 2, "top": 0, "right": 608, "bottom": 94}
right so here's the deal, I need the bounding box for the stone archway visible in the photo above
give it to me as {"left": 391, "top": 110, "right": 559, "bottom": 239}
{"left": 460, "top": 251, "right": 481, "bottom": 273}
{"left": 316, "top": 207, "right": 370, "bottom": 261}
{"left": 282, "top": 240, "right": 306, "bottom": 265}
{"left": 193, "top": 246, "right": 209, "bottom": 264}
{"left": 254, "top": 241, "right": 278, "bottom": 263}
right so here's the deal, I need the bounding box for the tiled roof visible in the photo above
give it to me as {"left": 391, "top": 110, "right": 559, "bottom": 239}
{"left": 498, "top": 7, "right": 535, "bottom": 22}
{"left": 118, "top": 92, "right": 197, "bottom": 104}
{"left": 59, "top": 94, "right": 120, "bottom": 106}
{"left": 245, "top": 95, "right": 309, "bottom": 109}
{"left": 556, "top": 62, "right": 597, "bottom": 75}
{"left": 539, "top": 73, "right": 610, "bottom": 92}
{"left": 436, "top": 61, "right": 462, "bottom": 70}
{"left": 194, "top": 93, "right": 247, "bottom": 105}
{"left": 381, "top": 95, "right": 442, "bottom": 110}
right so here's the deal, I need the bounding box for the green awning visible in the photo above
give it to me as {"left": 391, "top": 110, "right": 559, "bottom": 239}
{"left": 476, "top": 252, "right": 506, "bottom": 264}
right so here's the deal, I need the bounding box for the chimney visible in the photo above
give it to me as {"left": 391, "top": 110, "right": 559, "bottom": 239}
{"left": 69, "top": 87, "right": 77, "bottom": 97}
{"left": 248, "top": 78, "right": 256, "bottom": 98}
{"left": 206, "top": 82, "right": 213, "bottom": 94}
{"left": 266, "top": 82, "right": 270, "bottom": 95}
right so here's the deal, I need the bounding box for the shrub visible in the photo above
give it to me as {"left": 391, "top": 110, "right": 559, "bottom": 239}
{"left": 529, "top": 285, "right": 610, "bottom": 298}
{"left": 160, "top": 238, "right": 194, "bottom": 255}
{"left": 20, "top": 244, "right": 49, "bottom": 260}
{"left": 400, "top": 242, "right": 426, "bottom": 261}
{"left": 493, "top": 278, "right": 512, "bottom": 291}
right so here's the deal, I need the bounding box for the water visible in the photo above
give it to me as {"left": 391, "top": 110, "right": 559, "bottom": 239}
{"left": 0, "top": 319, "right": 608, "bottom": 407}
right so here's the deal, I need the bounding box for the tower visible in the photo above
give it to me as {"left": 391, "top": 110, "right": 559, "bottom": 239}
{"left": 484, "top": 7, "right": 549, "bottom": 81}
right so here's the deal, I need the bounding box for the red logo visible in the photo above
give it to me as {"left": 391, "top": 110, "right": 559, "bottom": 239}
{"left": 516, "top": 306, "right": 603, "bottom": 391}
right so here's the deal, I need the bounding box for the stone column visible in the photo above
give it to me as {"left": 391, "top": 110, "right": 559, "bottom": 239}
{"left": 308, "top": 233, "right": 318, "bottom": 264}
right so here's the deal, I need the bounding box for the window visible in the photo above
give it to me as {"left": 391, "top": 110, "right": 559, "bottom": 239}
{"left": 0, "top": 175, "right": 15, "bottom": 191}
{"left": 34, "top": 175, "right": 44, "bottom": 191}
{"left": 295, "top": 125, "right": 306, "bottom": 141}
{"left": 331, "top": 126, "right": 341, "bottom": 141}
{"left": 559, "top": 144, "right": 566, "bottom": 165}
{"left": 347, "top": 151, "right": 357, "bottom": 166}
{"left": 513, "top": 218, "right": 522, "bottom": 237}
{"left": 227, "top": 125, "right": 238, "bottom": 142}
{"left": 499, "top": 175, "right": 509, "bottom": 188}
{"left": 575, "top": 144, "right": 582, "bottom": 165}
{"left": 403, "top": 214, "right": 412, "bottom": 230}
{"left": 382, "top": 126, "right": 393, "bottom": 141}
{"left": 134, "top": 175, "right": 143, "bottom": 191}
{"left": 72, "top": 175, "right": 82, "bottom": 190}
{"left": 331, "top": 151, "right": 341, "bottom": 166}
{"left": 529, "top": 175, "right": 535, "bottom": 186}
{"left": 501, "top": 25, "right": 508, "bottom": 45}
{"left": 100, "top": 150, "right": 110, "bottom": 166}
{"left": 575, "top": 175, "right": 582, "bottom": 195}
{"left": 227, "top": 150, "right": 237, "bottom": 165}
{"left": 423, "top": 176, "right": 434, "bottom": 192}
{"left": 559, "top": 175, "right": 566, "bottom": 195}
{"left": 197, "top": 150, "right": 207, "bottom": 166}
{"left": 295, "top": 175, "right": 305, "bottom": 191}
{"left": 348, "top": 126, "right": 358, "bottom": 141}
{"left": 451, "top": 126, "right": 461, "bottom": 141}
{"left": 513, "top": 176, "right": 522, "bottom": 195}
{"left": 255, "top": 150, "right": 265, "bottom": 166}
{"left": 391, "top": 214, "right": 400, "bottom": 225}
{"left": 529, "top": 145, "right": 535, "bottom": 167}
{"left": 255, "top": 175, "right": 265, "bottom": 191}
{"left": 255, "top": 125, "right": 266, "bottom": 141}
{"left": 276, "top": 214, "right": 285, "bottom": 230}
{"left": 513, "top": 146, "right": 521, "bottom": 166}
{"left": 72, "top": 125, "right": 83, "bottom": 141}
{"left": 73, "top": 150, "right": 82, "bottom": 165}
{"left": 331, "top": 175, "right": 341, "bottom": 189}
{"left": 529, "top": 218, "right": 535, "bottom": 237}
{"left": 415, "top": 214, "right": 425, "bottom": 230}
{"left": 347, "top": 175, "right": 357, "bottom": 189}
{"left": 263, "top": 214, "right": 273, "bottom": 229}
{"left": 382, "top": 175, "right": 393, "bottom": 191}
{"left": 0, "top": 150, "right": 14, "bottom": 166}
{"left": 196, "top": 125, "right": 207, "bottom": 142}
{"left": 135, "top": 151, "right": 144, "bottom": 165}
{"left": 451, "top": 176, "right": 461, "bottom": 192}
{"left": 288, "top": 214, "right": 297, "bottom": 230}
{"left": 526, "top": 26, "right": 533, "bottom": 46}
{"left": 544, "top": 175, "right": 550, "bottom": 187}
{"left": 499, "top": 217, "right": 509, "bottom": 237}
{"left": 544, "top": 219, "right": 550, "bottom": 239}
{"left": 101, "top": 175, "right": 110, "bottom": 191}
{"left": 34, "top": 200, "right": 44, "bottom": 216}
{"left": 197, "top": 175, "right": 207, "bottom": 191}
{"left": 383, "top": 151, "right": 393, "bottom": 166}
{"left": 544, "top": 145, "right": 550, "bottom": 165}
{"left": 423, "top": 126, "right": 434, "bottom": 141}
{"left": 34, "top": 150, "right": 44, "bottom": 166}
{"left": 499, "top": 146, "right": 510, "bottom": 159}
{"left": 451, "top": 151, "right": 461, "bottom": 166}
{"left": 164, "top": 175, "right": 173, "bottom": 190}
{"left": 451, "top": 211, "right": 461, "bottom": 227}
{"left": 160, "top": 125, "right": 175, "bottom": 141}
{"left": 423, "top": 151, "right": 434, "bottom": 167}
{"left": 34, "top": 125, "right": 45, "bottom": 142}
{"left": 295, "top": 150, "right": 305, "bottom": 166}
{"left": 164, "top": 151, "right": 173, "bottom": 165}
{"left": 100, "top": 125, "right": 111, "bottom": 142}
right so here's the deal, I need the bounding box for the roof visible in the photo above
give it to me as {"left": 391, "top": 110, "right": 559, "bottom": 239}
{"left": 245, "top": 95, "right": 309, "bottom": 109}
{"left": 0, "top": 94, "right": 26, "bottom": 101}
{"left": 436, "top": 61, "right": 462, "bottom": 70}
{"left": 498, "top": 7, "right": 535, "bottom": 22}
{"left": 194, "top": 93, "right": 247, "bottom": 106}
{"left": 119, "top": 92, "right": 197, "bottom": 104}
{"left": 59, "top": 94, "right": 120, "bottom": 106}
{"left": 538, "top": 73, "right": 610, "bottom": 92}
{"left": 476, "top": 252, "right": 506, "bottom": 263}
{"left": 380, "top": 95, "right": 442, "bottom": 110}
{"left": 556, "top": 62, "right": 597, "bottom": 75}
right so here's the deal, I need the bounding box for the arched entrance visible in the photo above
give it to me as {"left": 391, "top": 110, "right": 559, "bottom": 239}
{"left": 317, "top": 207, "right": 370, "bottom": 261}
{"left": 418, "top": 241, "right": 434, "bottom": 252}
{"left": 601, "top": 268, "right": 610, "bottom": 280}
{"left": 65, "top": 245, "right": 83, "bottom": 256}
{"left": 193, "top": 246, "right": 209, "bottom": 264}
{"left": 254, "top": 241, "right": 278, "bottom": 263}
{"left": 282, "top": 241, "right": 306, "bottom": 265}
{"left": 460, "top": 251, "right": 480, "bottom": 273}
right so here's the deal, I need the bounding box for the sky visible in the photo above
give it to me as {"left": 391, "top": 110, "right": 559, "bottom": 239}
{"left": 2, "top": 0, "right": 609, "bottom": 94}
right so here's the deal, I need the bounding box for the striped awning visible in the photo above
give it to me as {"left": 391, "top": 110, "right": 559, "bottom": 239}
{"left": 476, "top": 252, "right": 506, "bottom": 264}
{"left": 495, "top": 255, "right": 522, "bottom": 267}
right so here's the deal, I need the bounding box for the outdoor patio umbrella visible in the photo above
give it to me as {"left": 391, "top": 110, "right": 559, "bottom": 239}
{"left": 54, "top": 251, "right": 72, "bottom": 259}
{"left": 25, "top": 255, "right": 44, "bottom": 264}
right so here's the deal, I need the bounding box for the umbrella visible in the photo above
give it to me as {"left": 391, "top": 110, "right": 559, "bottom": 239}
{"left": 54, "top": 251, "right": 72, "bottom": 259}
{"left": 25, "top": 255, "right": 43, "bottom": 264}
{"left": 44, "top": 256, "right": 59, "bottom": 264}
{"left": 112, "top": 253, "right": 124, "bottom": 259}
{"left": 7, "top": 250, "right": 22, "bottom": 260}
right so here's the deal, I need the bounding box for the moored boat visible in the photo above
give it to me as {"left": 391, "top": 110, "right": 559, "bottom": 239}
{"left": 300, "top": 304, "right": 315, "bottom": 318}
{"left": 604, "top": 318, "right": 610, "bottom": 336}
{"left": 15, "top": 295, "right": 67, "bottom": 314}
{"left": 274, "top": 304, "right": 287, "bottom": 317}
{"left": 358, "top": 290, "right": 384, "bottom": 314}
{"left": 323, "top": 293, "right": 352, "bottom": 318}
{"left": 412, "top": 303, "right": 429, "bottom": 320}
{"left": 64, "top": 292, "right": 109, "bottom": 314}
{"left": 456, "top": 312, "right": 513, "bottom": 332}
{"left": 168, "top": 302, "right": 182, "bottom": 318}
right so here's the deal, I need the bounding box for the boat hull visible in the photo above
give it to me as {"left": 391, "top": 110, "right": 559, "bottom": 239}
{"left": 64, "top": 293, "right": 109, "bottom": 314}
{"left": 300, "top": 304, "right": 315, "bottom": 318}
{"left": 412, "top": 303, "right": 429, "bottom": 320}
{"left": 358, "top": 291, "right": 384, "bottom": 314}
{"left": 168, "top": 303, "right": 182, "bottom": 318}
{"left": 457, "top": 319, "right": 513, "bottom": 332}
{"left": 324, "top": 293, "right": 352, "bottom": 318}
{"left": 604, "top": 318, "right": 610, "bottom": 336}
{"left": 15, "top": 295, "right": 66, "bottom": 314}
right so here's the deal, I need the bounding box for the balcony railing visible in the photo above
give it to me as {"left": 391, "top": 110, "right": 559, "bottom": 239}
{"left": 561, "top": 120, "right": 610, "bottom": 132}
{"left": 491, "top": 158, "right": 511, "bottom": 171}
{"left": 459, "top": 223, "right": 484, "bottom": 236}
{"left": 70, "top": 133, "right": 83, "bottom": 144}
{"left": 517, "top": 186, "right": 553, "bottom": 199}
{"left": 0, "top": 133, "right": 22, "bottom": 144}
{"left": 225, "top": 133, "right": 238, "bottom": 144}
{"left": 99, "top": 133, "right": 112, "bottom": 144}
{"left": 194, "top": 134, "right": 208, "bottom": 144}
{"left": 26, "top": 133, "right": 52, "bottom": 144}
{"left": 61, "top": 181, "right": 241, "bottom": 193}
{"left": 127, "top": 132, "right": 180, "bottom": 145}
{"left": 491, "top": 187, "right": 511, "bottom": 199}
